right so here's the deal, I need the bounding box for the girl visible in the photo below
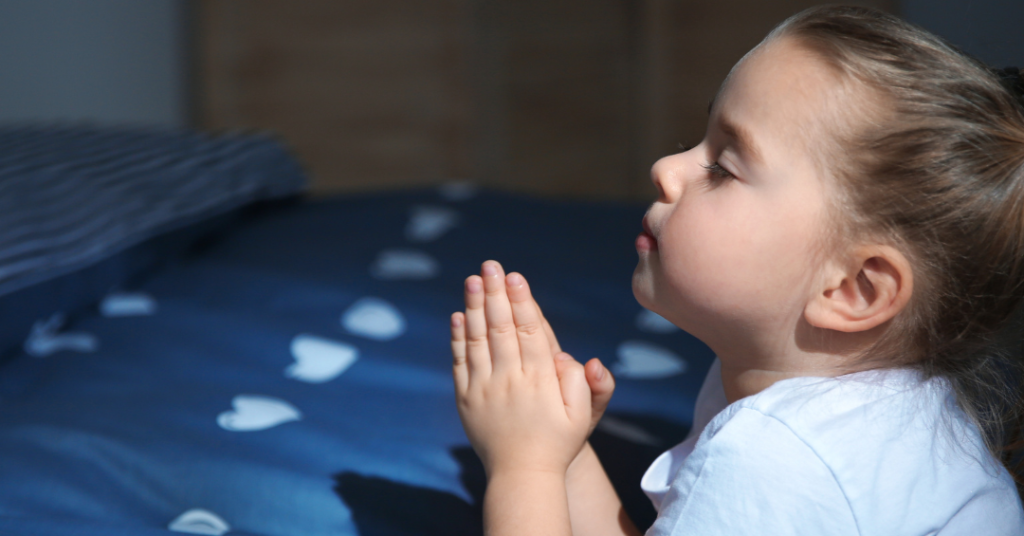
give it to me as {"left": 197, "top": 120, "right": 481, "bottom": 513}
{"left": 450, "top": 6, "right": 1024, "bottom": 535}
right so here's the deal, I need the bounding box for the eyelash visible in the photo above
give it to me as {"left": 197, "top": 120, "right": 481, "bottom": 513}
{"left": 701, "top": 161, "right": 734, "bottom": 184}
{"left": 677, "top": 144, "right": 735, "bottom": 185}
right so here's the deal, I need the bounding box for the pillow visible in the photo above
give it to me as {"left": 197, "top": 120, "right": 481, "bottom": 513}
{"left": 0, "top": 125, "right": 307, "bottom": 359}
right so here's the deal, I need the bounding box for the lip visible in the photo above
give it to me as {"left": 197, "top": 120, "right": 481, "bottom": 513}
{"left": 637, "top": 215, "right": 658, "bottom": 252}
{"left": 642, "top": 216, "right": 656, "bottom": 239}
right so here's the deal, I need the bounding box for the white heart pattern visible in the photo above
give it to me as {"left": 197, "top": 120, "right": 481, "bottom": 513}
{"left": 370, "top": 249, "right": 439, "bottom": 280}
{"left": 23, "top": 313, "right": 98, "bottom": 357}
{"left": 287, "top": 334, "right": 358, "bottom": 383}
{"left": 405, "top": 205, "right": 460, "bottom": 242}
{"left": 596, "top": 416, "right": 662, "bottom": 446}
{"left": 613, "top": 340, "right": 688, "bottom": 379}
{"left": 217, "top": 395, "right": 301, "bottom": 432}
{"left": 168, "top": 508, "right": 231, "bottom": 535}
{"left": 341, "top": 297, "right": 406, "bottom": 341}
{"left": 635, "top": 309, "right": 679, "bottom": 333}
{"left": 437, "top": 180, "right": 479, "bottom": 201}
{"left": 100, "top": 291, "right": 158, "bottom": 317}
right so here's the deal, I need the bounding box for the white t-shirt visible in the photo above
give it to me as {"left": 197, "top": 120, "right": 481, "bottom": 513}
{"left": 641, "top": 359, "right": 1024, "bottom": 535}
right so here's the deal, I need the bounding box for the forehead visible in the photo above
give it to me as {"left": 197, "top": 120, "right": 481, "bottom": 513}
{"left": 713, "top": 38, "right": 847, "bottom": 169}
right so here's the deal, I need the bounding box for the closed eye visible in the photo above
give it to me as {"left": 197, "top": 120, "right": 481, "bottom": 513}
{"left": 701, "top": 161, "right": 734, "bottom": 185}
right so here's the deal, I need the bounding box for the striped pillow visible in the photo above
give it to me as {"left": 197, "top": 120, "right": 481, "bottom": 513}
{"left": 0, "top": 125, "right": 307, "bottom": 359}
{"left": 0, "top": 125, "right": 307, "bottom": 296}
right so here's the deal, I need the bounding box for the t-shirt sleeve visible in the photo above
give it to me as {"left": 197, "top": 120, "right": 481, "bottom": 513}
{"left": 647, "top": 408, "right": 860, "bottom": 536}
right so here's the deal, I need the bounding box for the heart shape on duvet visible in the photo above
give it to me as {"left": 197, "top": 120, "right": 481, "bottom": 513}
{"left": 217, "top": 395, "right": 301, "bottom": 432}
{"left": 370, "top": 249, "right": 439, "bottom": 280}
{"left": 168, "top": 508, "right": 230, "bottom": 535}
{"left": 341, "top": 297, "right": 406, "bottom": 340}
{"left": 614, "top": 340, "right": 688, "bottom": 379}
{"left": 287, "top": 334, "right": 358, "bottom": 383}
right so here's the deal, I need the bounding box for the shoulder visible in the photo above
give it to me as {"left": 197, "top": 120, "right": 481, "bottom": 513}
{"left": 648, "top": 405, "right": 859, "bottom": 536}
{"left": 654, "top": 368, "right": 1024, "bottom": 535}
{"left": 737, "top": 367, "right": 923, "bottom": 421}
{"left": 725, "top": 368, "right": 961, "bottom": 456}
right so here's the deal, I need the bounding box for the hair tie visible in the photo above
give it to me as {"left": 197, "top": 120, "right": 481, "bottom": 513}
{"left": 994, "top": 66, "right": 1024, "bottom": 107}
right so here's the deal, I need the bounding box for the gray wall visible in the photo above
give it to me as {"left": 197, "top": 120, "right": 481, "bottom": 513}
{"left": 901, "top": 0, "right": 1024, "bottom": 67}
{"left": 0, "top": 0, "right": 186, "bottom": 126}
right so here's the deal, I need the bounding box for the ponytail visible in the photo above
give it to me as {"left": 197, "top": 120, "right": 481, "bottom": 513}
{"left": 993, "top": 67, "right": 1024, "bottom": 110}
{"left": 995, "top": 64, "right": 1024, "bottom": 490}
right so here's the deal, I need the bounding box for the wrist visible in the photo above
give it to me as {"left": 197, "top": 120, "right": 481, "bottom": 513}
{"left": 486, "top": 465, "right": 568, "bottom": 498}
{"left": 566, "top": 441, "right": 596, "bottom": 481}
{"left": 484, "top": 446, "right": 582, "bottom": 481}
{"left": 484, "top": 467, "right": 572, "bottom": 536}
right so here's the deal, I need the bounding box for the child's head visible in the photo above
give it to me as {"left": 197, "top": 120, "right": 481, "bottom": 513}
{"left": 633, "top": 34, "right": 868, "bottom": 358}
{"left": 635, "top": 4, "right": 1024, "bottom": 468}
{"left": 768, "top": 6, "right": 1024, "bottom": 370}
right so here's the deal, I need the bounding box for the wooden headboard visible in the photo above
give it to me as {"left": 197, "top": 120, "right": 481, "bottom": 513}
{"left": 196, "top": 0, "right": 894, "bottom": 200}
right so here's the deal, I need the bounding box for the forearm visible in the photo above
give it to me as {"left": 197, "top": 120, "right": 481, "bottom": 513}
{"left": 566, "top": 442, "right": 643, "bottom": 536}
{"left": 484, "top": 469, "right": 572, "bottom": 536}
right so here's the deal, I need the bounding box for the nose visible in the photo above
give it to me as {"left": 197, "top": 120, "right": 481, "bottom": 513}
{"left": 650, "top": 152, "right": 688, "bottom": 203}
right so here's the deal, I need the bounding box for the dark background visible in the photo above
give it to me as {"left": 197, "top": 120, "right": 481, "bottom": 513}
{"left": 0, "top": 0, "right": 1020, "bottom": 200}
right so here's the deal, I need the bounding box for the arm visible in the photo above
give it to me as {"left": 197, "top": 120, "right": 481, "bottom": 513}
{"left": 645, "top": 409, "right": 857, "bottom": 536}
{"left": 484, "top": 441, "right": 641, "bottom": 536}
{"left": 566, "top": 442, "right": 643, "bottom": 536}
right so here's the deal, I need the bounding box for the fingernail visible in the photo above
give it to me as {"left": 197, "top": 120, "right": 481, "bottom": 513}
{"left": 482, "top": 263, "right": 498, "bottom": 277}
{"left": 507, "top": 273, "right": 523, "bottom": 287}
{"left": 596, "top": 364, "right": 606, "bottom": 381}
{"left": 556, "top": 352, "right": 571, "bottom": 362}
{"left": 451, "top": 314, "right": 463, "bottom": 328}
{"left": 467, "top": 279, "right": 482, "bottom": 293}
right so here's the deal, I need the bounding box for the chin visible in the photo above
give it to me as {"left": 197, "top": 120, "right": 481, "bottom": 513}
{"left": 631, "top": 265, "right": 657, "bottom": 311}
{"left": 632, "top": 267, "right": 711, "bottom": 339}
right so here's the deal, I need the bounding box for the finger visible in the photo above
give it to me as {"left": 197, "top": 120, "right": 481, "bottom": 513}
{"left": 464, "top": 275, "right": 491, "bottom": 381}
{"left": 584, "top": 357, "right": 615, "bottom": 433}
{"left": 506, "top": 272, "right": 554, "bottom": 374}
{"left": 481, "top": 261, "right": 519, "bottom": 374}
{"left": 554, "top": 352, "right": 592, "bottom": 425}
{"left": 451, "top": 312, "right": 469, "bottom": 395}
{"left": 537, "top": 305, "right": 562, "bottom": 355}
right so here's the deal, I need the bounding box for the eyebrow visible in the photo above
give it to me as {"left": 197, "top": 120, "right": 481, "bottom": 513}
{"left": 707, "top": 97, "right": 764, "bottom": 166}
{"left": 718, "top": 117, "right": 764, "bottom": 166}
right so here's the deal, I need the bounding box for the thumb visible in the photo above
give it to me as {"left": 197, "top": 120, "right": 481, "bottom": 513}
{"left": 554, "top": 352, "right": 591, "bottom": 425}
{"left": 585, "top": 357, "right": 615, "bottom": 401}
{"left": 584, "top": 357, "right": 614, "bottom": 430}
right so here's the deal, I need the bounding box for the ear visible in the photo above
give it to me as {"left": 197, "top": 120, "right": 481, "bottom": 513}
{"left": 804, "top": 245, "right": 913, "bottom": 333}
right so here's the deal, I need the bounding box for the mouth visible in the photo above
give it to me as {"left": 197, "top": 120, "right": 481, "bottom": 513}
{"left": 637, "top": 215, "right": 658, "bottom": 252}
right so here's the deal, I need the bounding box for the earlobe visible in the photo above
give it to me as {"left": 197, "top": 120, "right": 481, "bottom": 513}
{"left": 805, "top": 246, "right": 913, "bottom": 333}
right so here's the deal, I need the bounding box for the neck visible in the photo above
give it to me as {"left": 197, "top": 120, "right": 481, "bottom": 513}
{"left": 718, "top": 365, "right": 827, "bottom": 403}
{"left": 712, "top": 317, "right": 880, "bottom": 403}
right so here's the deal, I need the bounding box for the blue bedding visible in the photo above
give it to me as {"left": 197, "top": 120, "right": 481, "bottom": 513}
{"left": 0, "top": 188, "right": 715, "bottom": 535}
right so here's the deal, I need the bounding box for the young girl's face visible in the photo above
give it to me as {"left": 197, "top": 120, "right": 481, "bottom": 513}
{"left": 633, "top": 38, "right": 845, "bottom": 354}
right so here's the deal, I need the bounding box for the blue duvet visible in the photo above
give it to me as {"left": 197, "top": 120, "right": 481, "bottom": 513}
{"left": 0, "top": 188, "right": 715, "bottom": 535}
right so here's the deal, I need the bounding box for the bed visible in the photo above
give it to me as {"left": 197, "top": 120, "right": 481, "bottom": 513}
{"left": 0, "top": 126, "right": 715, "bottom": 536}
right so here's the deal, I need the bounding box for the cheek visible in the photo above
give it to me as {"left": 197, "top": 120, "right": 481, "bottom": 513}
{"left": 657, "top": 199, "right": 821, "bottom": 315}
{"left": 658, "top": 207, "right": 750, "bottom": 311}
